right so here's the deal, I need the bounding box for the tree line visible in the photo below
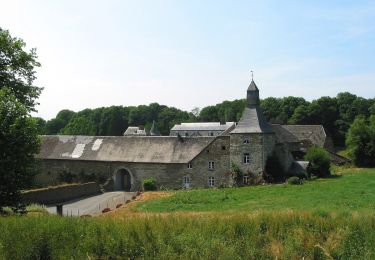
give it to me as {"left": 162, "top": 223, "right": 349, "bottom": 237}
{"left": 36, "top": 93, "right": 375, "bottom": 147}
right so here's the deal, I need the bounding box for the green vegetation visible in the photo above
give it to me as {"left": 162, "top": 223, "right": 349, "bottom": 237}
{"left": 0, "top": 212, "right": 374, "bottom": 259}
{"left": 137, "top": 168, "right": 375, "bottom": 213}
{"left": 346, "top": 115, "right": 375, "bottom": 166}
{"left": 0, "top": 28, "right": 41, "bottom": 213}
{"left": 305, "top": 146, "right": 331, "bottom": 177}
{"left": 142, "top": 178, "right": 157, "bottom": 191}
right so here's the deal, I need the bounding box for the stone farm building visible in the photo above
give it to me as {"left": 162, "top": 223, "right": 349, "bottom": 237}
{"left": 36, "top": 80, "right": 346, "bottom": 191}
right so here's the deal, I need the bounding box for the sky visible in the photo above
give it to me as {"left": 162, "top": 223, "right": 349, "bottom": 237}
{"left": 1, "top": 0, "right": 375, "bottom": 120}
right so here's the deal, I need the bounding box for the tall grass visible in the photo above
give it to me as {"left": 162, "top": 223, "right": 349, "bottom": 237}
{"left": 0, "top": 212, "right": 374, "bottom": 259}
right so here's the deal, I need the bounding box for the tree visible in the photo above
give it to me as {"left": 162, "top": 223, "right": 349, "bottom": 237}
{"left": 60, "top": 116, "right": 96, "bottom": 135}
{"left": 0, "top": 89, "right": 40, "bottom": 213}
{"left": 0, "top": 28, "right": 42, "bottom": 111}
{"left": 304, "top": 146, "right": 331, "bottom": 178}
{"left": 0, "top": 28, "right": 42, "bottom": 213}
{"left": 346, "top": 116, "right": 375, "bottom": 166}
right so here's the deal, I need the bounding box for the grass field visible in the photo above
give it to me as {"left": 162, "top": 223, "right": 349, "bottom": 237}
{"left": 1, "top": 168, "right": 375, "bottom": 259}
{"left": 136, "top": 168, "right": 375, "bottom": 213}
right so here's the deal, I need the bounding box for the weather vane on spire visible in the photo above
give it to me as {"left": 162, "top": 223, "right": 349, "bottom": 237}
{"left": 250, "top": 70, "right": 254, "bottom": 81}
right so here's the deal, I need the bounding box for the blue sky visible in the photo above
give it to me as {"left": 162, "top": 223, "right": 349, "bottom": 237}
{"left": 1, "top": 0, "right": 374, "bottom": 119}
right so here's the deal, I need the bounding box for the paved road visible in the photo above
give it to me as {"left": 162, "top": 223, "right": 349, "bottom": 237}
{"left": 47, "top": 191, "right": 134, "bottom": 216}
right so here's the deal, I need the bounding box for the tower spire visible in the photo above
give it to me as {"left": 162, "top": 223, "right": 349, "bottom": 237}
{"left": 251, "top": 70, "right": 254, "bottom": 81}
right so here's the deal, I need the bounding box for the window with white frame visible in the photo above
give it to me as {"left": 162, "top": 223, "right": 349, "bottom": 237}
{"left": 243, "top": 175, "right": 249, "bottom": 185}
{"left": 208, "top": 161, "right": 215, "bottom": 170}
{"left": 183, "top": 176, "right": 190, "bottom": 188}
{"left": 187, "top": 162, "right": 192, "bottom": 169}
{"left": 243, "top": 139, "right": 250, "bottom": 144}
{"left": 208, "top": 176, "right": 215, "bottom": 187}
{"left": 243, "top": 153, "right": 250, "bottom": 164}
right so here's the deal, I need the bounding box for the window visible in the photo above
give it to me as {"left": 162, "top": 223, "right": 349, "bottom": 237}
{"left": 187, "top": 162, "right": 192, "bottom": 169}
{"left": 243, "top": 175, "right": 249, "bottom": 185}
{"left": 183, "top": 176, "right": 190, "bottom": 188}
{"left": 208, "top": 176, "right": 215, "bottom": 187}
{"left": 185, "top": 132, "right": 189, "bottom": 137}
{"left": 209, "top": 161, "right": 215, "bottom": 170}
{"left": 209, "top": 132, "right": 214, "bottom": 136}
{"left": 183, "top": 176, "right": 190, "bottom": 184}
{"left": 243, "top": 139, "right": 250, "bottom": 144}
{"left": 221, "top": 145, "right": 226, "bottom": 150}
{"left": 244, "top": 153, "right": 250, "bottom": 164}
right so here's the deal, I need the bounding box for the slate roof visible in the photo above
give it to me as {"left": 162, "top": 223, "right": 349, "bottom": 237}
{"left": 123, "top": 127, "right": 147, "bottom": 136}
{"left": 171, "top": 122, "right": 235, "bottom": 131}
{"left": 37, "top": 135, "right": 215, "bottom": 164}
{"left": 279, "top": 125, "right": 328, "bottom": 148}
{"left": 231, "top": 106, "right": 274, "bottom": 133}
{"left": 248, "top": 80, "right": 259, "bottom": 91}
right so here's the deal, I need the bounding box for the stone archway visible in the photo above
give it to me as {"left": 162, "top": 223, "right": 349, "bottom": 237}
{"left": 114, "top": 168, "right": 131, "bottom": 191}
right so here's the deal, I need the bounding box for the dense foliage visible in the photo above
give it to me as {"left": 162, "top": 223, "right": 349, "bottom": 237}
{"left": 39, "top": 93, "right": 375, "bottom": 148}
{"left": 0, "top": 28, "right": 42, "bottom": 111}
{"left": 264, "top": 151, "right": 286, "bottom": 182}
{"left": 0, "top": 89, "right": 40, "bottom": 213}
{"left": 304, "top": 146, "right": 331, "bottom": 178}
{"left": 142, "top": 178, "right": 157, "bottom": 191}
{"left": 0, "top": 28, "right": 41, "bottom": 212}
{"left": 346, "top": 115, "right": 375, "bottom": 166}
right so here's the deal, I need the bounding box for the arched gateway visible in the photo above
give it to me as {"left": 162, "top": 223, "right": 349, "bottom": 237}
{"left": 114, "top": 168, "right": 131, "bottom": 191}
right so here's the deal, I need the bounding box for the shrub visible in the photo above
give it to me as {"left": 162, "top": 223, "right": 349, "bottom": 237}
{"left": 264, "top": 151, "right": 286, "bottom": 182}
{"left": 131, "top": 195, "right": 137, "bottom": 200}
{"left": 346, "top": 115, "right": 375, "bottom": 166}
{"left": 125, "top": 200, "right": 131, "bottom": 204}
{"left": 142, "top": 178, "right": 157, "bottom": 191}
{"left": 26, "top": 204, "right": 48, "bottom": 214}
{"left": 136, "top": 191, "right": 142, "bottom": 196}
{"left": 230, "top": 162, "right": 243, "bottom": 186}
{"left": 116, "top": 204, "right": 123, "bottom": 208}
{"left": 304, "top": 146, "right": 331, "bottom": 178}
{"left": 287, "top": 176, "right": 302, "bottom": 185}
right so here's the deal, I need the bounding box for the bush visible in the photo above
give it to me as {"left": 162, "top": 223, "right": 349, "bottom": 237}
{"left": 287, "top": 176, "right": 302, "bottom": 185}
{"left": 265, "top": 151, "right": 286, "bottom": 182}
{"left": 230, "top": 162, "right": 243, "bottom": 186}
{"left": 142, "top": 178, "right": 157, "bottom": 191}
{"left": 304, "top": 146, "right": 331, "bottom": 178}
{"left": 346, "top": 116, "right": 375, "bottom": 166}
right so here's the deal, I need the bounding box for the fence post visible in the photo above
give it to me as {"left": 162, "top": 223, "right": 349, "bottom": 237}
{"left": 56, "top": 204, "right": 63, "bottom": 216}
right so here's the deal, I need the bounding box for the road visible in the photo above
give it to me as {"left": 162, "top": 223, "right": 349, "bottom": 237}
{"left": 47, "top": 191, "right": 134, "bottom": 216}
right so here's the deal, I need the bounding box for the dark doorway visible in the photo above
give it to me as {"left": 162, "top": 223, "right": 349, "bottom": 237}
{"left": 114, "top": 169, "right": 131, "bottom": 191}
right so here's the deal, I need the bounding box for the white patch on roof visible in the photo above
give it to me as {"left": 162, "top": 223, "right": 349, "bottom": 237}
{"left": 59, "top": 136, "right": 75, "bottom": 143}
{"left": 71, "top": 144, "right": 86, "bottom": 158}
{"left": 92, "top": 139, "right": 103, "bottom": 151}
{"left": 62, "top": 152, "right": 71, "bottom": 158}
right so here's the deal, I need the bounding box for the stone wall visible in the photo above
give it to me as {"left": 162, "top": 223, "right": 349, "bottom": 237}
{"left": 22, "top": 182, "right": 101, "bottom": 205}
{"left": 230, "top": 133, "right": 276, "bottom": 176}
{"left": 36, "top": 137, "right": 232, "bottom": 191}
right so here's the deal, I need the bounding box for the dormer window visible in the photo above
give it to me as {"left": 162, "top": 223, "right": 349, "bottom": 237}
{"left": 187, "top": 163, "right": 192, "bottom": 169}
{"left": 244, "top": 139, "right": 250, "bottom": 144}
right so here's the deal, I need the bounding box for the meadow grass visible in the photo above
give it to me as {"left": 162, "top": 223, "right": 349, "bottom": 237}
{"left": 1, "top": 168, "right": 374, "bottom": 259}
{"left": 0, "top": 212, "right": 375, "bottom": 259}
{"left": 136, "top": 168, "right": 375, "bottom": 213}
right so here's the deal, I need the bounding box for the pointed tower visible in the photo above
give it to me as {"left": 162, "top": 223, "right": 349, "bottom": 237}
{"left": 230, "top": 78, "right": 276, "bottom": 177}
{"left": 150, "top": 120, "right": 161, "bottom": 136}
